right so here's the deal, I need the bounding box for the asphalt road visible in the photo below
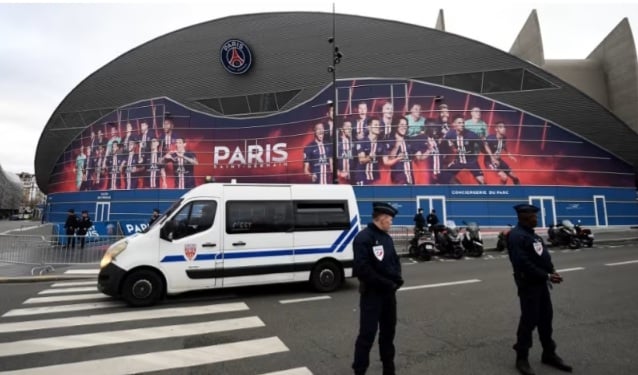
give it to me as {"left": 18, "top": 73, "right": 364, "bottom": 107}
{"left": 0, "top": 242, "right": 636, "bottom": 374}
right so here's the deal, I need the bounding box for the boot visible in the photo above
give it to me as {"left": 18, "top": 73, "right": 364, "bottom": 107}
{"left": 542, "top": 353, "right": 573, "bottom": 372}
{"left": 516, "top": 357, "right": 536, "bottom": 375}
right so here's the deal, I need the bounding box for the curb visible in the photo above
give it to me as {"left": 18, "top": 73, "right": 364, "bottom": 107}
{"left": 0, "top": 275, "right": 96, "bottom": 284}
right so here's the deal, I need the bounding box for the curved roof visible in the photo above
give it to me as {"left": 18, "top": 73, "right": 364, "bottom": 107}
{"left": 36, "top": 11, "right": 638, "bottom": 193}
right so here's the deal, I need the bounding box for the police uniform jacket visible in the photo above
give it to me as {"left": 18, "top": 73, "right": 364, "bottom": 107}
{"left": 353, "top": 223, "right": 403, "bottom": 293}
{"left": 77, "top": 217, "right": 93, "bottom": 236}
{"left": 507, "top": 222, "right": 555, "bottom": 287}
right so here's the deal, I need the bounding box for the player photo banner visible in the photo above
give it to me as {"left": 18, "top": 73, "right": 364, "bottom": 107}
{"left": 47, "top": 79, "right": 634, "bottom": 193}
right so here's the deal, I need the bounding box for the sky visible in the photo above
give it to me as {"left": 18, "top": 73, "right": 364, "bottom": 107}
{"left": 1, "top": 0, "right": 637, "bottom": 176}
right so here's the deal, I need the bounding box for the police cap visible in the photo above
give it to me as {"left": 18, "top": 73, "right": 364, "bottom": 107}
{"left": 373, "top": 202, "right": 398, "bottom": 217}
{"left": 68, "top": 209, "right": 75, "bottom": 214}
{"left": 513, "top": 204, "right": 539, "bottom": 214}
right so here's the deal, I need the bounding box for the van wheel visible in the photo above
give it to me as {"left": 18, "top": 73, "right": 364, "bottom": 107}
{"left": 311, "top": 260, "right": 343, "bottom": 292}
{"left": 121, "top": 269, "right": 164, "bottom": 307}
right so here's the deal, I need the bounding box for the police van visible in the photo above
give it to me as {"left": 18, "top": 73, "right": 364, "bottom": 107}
{"left": 98, "top": 183, "right": 360, "bottom": 306}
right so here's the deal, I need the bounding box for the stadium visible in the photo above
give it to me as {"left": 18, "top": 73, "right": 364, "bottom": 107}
{"left": 35, "top": 10, "right": 638, "bottom": 230}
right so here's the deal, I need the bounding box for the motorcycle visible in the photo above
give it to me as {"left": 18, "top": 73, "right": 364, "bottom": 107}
{"left": 408, "top": 226, "right": 437, "bottom": 261}
{"left": 547, "top": 219, "right": 581, "bottom": 249}
{"left": 496, "top": 224, "right": 512, "bottom": 252}
{"left": 433, "top": 220, "right": 464, "bottom": 259}
{"left": 574, "top": 220, "right": 594, "bottom": 247}
{"left": 461, "top": 221, "right": 484, "bottom": 257}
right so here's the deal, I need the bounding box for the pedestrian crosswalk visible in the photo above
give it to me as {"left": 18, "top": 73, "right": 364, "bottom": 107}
{"left": 0, "top": 276, "right": 314, "bottom": 374}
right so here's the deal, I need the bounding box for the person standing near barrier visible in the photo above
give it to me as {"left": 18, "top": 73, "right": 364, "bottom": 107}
{"left": 76, "top": 210, "right": 93, "bottom": 250}
{"left": 507, "top": 204, "right": 572, "bottom": 375}
{"left": 352, "top": 202, "right": 403, "bottom": 375}
{"left": 64, "top": 209, "right": 79, "bottom": 250}
{"left": 149, "top": 208, "right": 160, "bottom": 226}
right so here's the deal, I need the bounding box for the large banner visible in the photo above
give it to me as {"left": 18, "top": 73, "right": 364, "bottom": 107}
{"left": 47, "top": 78, "right": 634, "bottom": 193}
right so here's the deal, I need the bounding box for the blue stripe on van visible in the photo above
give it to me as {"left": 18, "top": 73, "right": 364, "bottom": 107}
{"left": 161, "top": 215, "right": 359, "bottom": 263}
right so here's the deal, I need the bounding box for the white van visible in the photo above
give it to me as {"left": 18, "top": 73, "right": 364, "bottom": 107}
{"left": 98, "top": 183, "right": 360, "bottom": 306}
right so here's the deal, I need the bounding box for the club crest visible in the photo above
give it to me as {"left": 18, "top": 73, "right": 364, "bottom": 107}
{"left": 220, "top": 39, "right": 253, "bottom": 75}
{"left": 373, "top": 245, "right": 384, "bottom": 261}
{"left": 184, "top": 243, "right": 197, "bottom": 261}
{"left": 533, "top": 241, "right": 543, "bottom": 256}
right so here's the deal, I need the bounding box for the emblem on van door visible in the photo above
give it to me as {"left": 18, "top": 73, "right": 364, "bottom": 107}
{"left": 184, "top": 244, "right": 197, "bottom": 261}
{"left": 220, "top": 39, "right": 253, "bottom": 75}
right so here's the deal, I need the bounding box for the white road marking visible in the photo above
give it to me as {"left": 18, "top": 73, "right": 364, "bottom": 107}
{"left": 605, "top": 259, "right": 638, "bottom": 266}
{"left": 0, "top": 316, "right": 265, "bottom": 357}
{"left": 555, "top": 267, "right": 585, "bottom": 273}
{"left": 51, "top": 281, "right": 97, "bottom": 287}
{"left": 400, "top": 279, "right": 482, "bottom": 292}
{"left": 259, "top": 367, "right": 314, "bottom": 375}
{"left": 0, "top": 337, "right": 288, "bottom": 375}
{"left": 39, "top": 286, "right": 97, "bottom": 294}
{"left": 0, "top": 302, "right": 249, "bottom": 333}
{"left": 63, "top": 269, "right": 99, "bottom": 274}
{"left": 24, "top": 293, "right": 110, "bottom": 304}
{"left": 2, "top": 301, "right": 122, "bottom": 317}
{"left": 279, "top": 296, "right": 331, "bottom": 304}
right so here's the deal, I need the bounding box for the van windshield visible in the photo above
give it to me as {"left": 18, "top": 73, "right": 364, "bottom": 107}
{"left": 143, "top": 199, "right": 183, "bottom": 232}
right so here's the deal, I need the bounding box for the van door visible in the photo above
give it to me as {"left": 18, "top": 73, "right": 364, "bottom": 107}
{"left": 158, "top": 199, "right": 221, "bottom": 292}
{"left": 222, "top": 186, "right": 294, "bottom": 287}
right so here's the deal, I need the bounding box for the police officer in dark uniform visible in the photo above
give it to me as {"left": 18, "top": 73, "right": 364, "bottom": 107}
{"left": 76, "top": 210, "right": 93, "bottom": 250}
{"left": 352, "top": 202, "right": 403, "bottom": 375}
{"left": 413, "top": 208, "right": 425, "bottom": 233}
{"left": 507, "top": 204, "right": 572, "bottom": 375}
{"left": 64, "top": 209, "right": 78, "bottom": 250}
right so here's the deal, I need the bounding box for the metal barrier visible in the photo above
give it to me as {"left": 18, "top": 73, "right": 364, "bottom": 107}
{"left": 389, "top": 226, "right": 411, "bottom": 255}
{"left": 0, "top": 234, "right": 122, "bottom": 274}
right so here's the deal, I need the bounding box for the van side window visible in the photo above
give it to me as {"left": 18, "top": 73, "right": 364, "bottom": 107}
{"left": 226, "top": 201, "right": 293, "bottom": 234}
{"left": 171, "top": 201, "right": 217, "bottom": 240}
{"left": 294, "top": 201, "right": 350, "bottom": 231}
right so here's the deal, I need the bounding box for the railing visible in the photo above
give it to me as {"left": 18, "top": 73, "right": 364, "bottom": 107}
{"left": 388, "top": 226, "right": 411, "bottom": 255}
{"left": 0, "top": 234, "right": 122, "bottom": 274}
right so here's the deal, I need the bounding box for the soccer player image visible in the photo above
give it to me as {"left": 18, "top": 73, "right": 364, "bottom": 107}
{"left": 93, "top": 144, "right": 106, "bottom": 190}
{"left": 337, "top": 119, "right": 354, "bottom": 181}
{"left": 441, "top": 115, "right": 486, "bottom": 185}
{"left": 379, "top": 100, "right": 394, "bottom": 140}
{"left": 465, "top": 106, "right": 488, "bottom": 138}
{"left": 164, "top": 136, "right": 198, "bottom": 189}
{"left": 484, "top": 121, "right": 520, "bottom": 185}
{"left": 105, "top": 141, "right": 122, "bottom": 190}
{"left": 104, "top": 123, "right": 121, "bottom": 159}
{"left": 121, "top": 121, "right": 137, "bottom": 149}
{"left": 138, "top": 121, "right": 152, "bottom": 155}
{"left": 354, "top": 117, "right": 382, "bottom": 185}
{"left": 323, "top": 104, "right": 335, "bottom": 145}
{"left": 160, "top": 116, "right": 179, "bottom": 154}
{"left": 121, "top": 139, "right": 144, "bottom": 190}
{"left": 354, "top": 101, "right": 370, "bottom": 141}
{"left": 382, "top": 116, "right": 416, "bottom": 185}
{"left": 73, "top": 146, "right": 86, "bottom": 191}
{"left": 406, "top": 103, "right": 426, "bottom": 138}
{"left": 303, "top": 122, "right": 333, "bottom": 184}
{"left": 414, "top": 134, "right": 442, "bottom": 184}
{"left": 80, "top": 145, "right": 94, "bottom": 191}
{"left": 146, "top": 137, "right": 165, "bottom": 189}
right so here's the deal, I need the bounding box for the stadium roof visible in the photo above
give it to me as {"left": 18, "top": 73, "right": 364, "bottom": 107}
{"left": 35, "top": 11, "right": 638, "bottom": 193}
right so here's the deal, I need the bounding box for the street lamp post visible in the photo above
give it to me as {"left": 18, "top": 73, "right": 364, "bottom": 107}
{"left": 328, "top": 5, "right": 343, "bottom": 184}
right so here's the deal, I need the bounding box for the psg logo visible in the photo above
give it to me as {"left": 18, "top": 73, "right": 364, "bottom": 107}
{"left": 220, "top": 39, "right": 253, "bottom": 75}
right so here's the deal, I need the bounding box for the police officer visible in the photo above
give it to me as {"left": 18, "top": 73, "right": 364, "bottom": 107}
{"left": 64, "top": 209, "right": 78, "bottom": 250}
{"left": 507, "top": 204, "right": 572, "bottom": 375}
{"left": 76, "top": 210, "right": 93, "bottom": 250}
{"left": 352, "top": 202, "right": 403, "bottom": 375}
{"left": 149, "top": 208, "right": 160, "bottom": 226}
{"left": 413, "top": 208, "right": 425, "bottom": 233}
